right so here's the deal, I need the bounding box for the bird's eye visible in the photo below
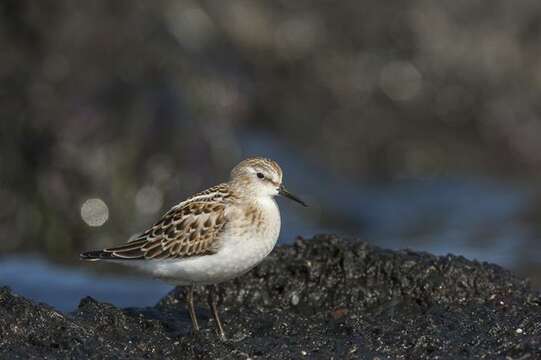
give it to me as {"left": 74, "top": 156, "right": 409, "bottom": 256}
{"left": 256, "top": 172, "right": 265, "bottom": 179}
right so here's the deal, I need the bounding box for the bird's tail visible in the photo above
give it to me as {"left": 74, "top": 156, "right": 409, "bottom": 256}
{"left": 80, "top": 240, "right": 147, "bottom": 261}
{"left": 80, "top": 250, "right": 113, "bottom": 261}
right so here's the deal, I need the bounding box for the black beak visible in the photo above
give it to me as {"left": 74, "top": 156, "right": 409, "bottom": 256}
{"left": 278, "top": 184, "right": 307, "bottom": 207}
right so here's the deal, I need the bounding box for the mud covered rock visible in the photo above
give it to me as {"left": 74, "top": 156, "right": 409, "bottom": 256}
{"left": 1, "top": 235, "right": 541, "bottom": 359}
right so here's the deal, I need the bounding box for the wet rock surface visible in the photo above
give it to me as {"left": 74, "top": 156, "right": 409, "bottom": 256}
{"left": 1, "top": 235, "right": 541, "bottom": 359}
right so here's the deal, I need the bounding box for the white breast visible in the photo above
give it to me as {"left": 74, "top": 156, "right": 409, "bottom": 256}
{"left": 141, "top": 196, "right": 281, "bottom": 285}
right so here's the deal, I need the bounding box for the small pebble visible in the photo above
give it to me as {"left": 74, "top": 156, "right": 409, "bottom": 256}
{"left": 291, "top": 293, "right": 300, "bottom": 306}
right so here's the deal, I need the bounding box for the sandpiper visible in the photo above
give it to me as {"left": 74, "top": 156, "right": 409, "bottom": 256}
{"left": 81, "top": 157, "right": 306, "bottom": 340}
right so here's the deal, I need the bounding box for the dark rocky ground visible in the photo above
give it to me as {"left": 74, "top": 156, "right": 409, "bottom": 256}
{"left": 1, "top": 234, "right": 541, "bottom": 359}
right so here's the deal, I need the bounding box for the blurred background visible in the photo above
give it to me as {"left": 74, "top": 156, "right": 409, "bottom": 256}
{"left": 2, "top": 0, "right": 541, "bottom": 311}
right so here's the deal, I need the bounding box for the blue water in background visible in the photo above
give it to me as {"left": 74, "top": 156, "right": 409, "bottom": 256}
{"left": 1, "top": 131, "right": 539, "bottom": 312}
{"left": 0, "top": 256, "right": 172, "bottom": 311}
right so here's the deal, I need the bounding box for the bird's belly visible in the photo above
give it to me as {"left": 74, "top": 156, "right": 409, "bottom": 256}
{"left": 148, "top": 232, "right": 278, "bottom": 285}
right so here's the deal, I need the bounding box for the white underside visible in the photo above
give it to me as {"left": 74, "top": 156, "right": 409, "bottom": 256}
{"left": 112, "top": 197, "right": 281, "bottom": 285}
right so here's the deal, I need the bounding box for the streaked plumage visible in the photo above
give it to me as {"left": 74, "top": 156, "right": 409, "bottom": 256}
{"left": 80, "top": 157, "right": 306, "bottom": 340}
{"left": 84, "top": 186, "right": 231, "bottom": 260}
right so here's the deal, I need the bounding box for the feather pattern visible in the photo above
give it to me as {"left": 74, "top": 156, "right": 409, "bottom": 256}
{"left": 85, "top": 185, "right": 233, "bottom": 261}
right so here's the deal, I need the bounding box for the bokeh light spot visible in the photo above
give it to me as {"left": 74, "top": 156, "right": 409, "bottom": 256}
{"left": 379, "top": 61, "right": 422, "bottom": 101}
{"left": 135, "top": 186, "right": 163, "bottom": 215}
{"left": 165, "top": 2, "right": 215, "bottom": 50}
{"left": 80, "top": 198, "right": 109, "bottom": 227}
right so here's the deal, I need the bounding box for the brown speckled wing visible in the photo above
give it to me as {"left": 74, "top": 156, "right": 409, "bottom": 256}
{"left": 100, "top": 201, "right": 227, "bottom": 260}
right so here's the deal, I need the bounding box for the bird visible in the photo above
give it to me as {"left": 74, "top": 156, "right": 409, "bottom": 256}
{"left": 80, "top": 157, "right": 307, "bottom": 340}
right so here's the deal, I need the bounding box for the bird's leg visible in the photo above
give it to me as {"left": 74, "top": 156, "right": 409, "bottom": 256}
{"left": 186, "top": 285, "right": 200, "bottom": 333}
{"left": 207, "top": 284, "right": 226, "bottom": 340}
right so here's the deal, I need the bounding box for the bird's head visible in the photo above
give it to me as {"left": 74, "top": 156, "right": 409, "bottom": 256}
{"left": 230, "top": 157, "right": 306, "bottom": 206}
